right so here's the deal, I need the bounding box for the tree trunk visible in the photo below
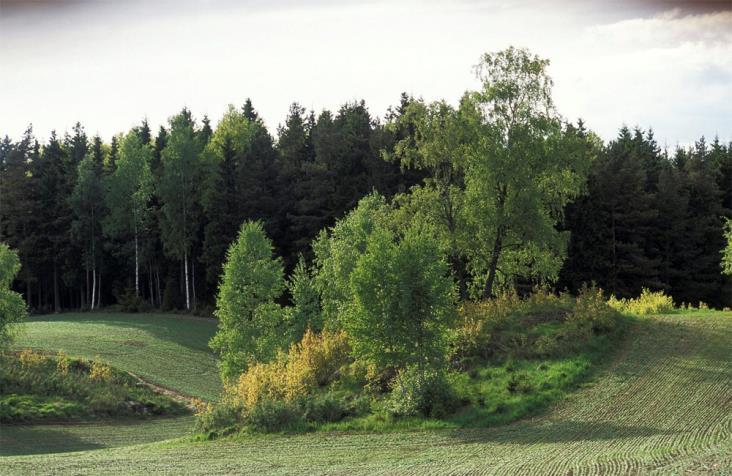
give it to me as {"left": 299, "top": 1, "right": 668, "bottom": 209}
{"left": 91, "top": 266, "right": 96, "bottom": 311}
{"left": 134, "top": 226, "right": 140, "bottom": 296}
{"left": 97, "top": 269, "right": 102, "bottom": 309}
{"left": 148, "top": 265, "right": 154, "bottom": 306}
{"left": 53, "top": 262, "right": 60, "bottom": 313}
{"left": 184, "top": 252, "right": 190, "bottom": 311}
{"left": 192, "top": 258, "right": 197, "bottom": 311}
{"left": 155, "top": 269, "right": 161, "bottom": 307}
{"left": 85, "top": 265, "right": 90, "bottom": 309}
{"left": 483, "top": 229, "right": 504, "bottom": 299}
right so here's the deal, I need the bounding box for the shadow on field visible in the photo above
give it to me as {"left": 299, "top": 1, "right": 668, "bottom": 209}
{"left": 26, "top": 313, "right": 217, "bottom": 353}
{"left": 0, "top": 425, "right": 104, "bottom": 456}
{"left": 444, "top": 420, "right": 672, "bottom": 445}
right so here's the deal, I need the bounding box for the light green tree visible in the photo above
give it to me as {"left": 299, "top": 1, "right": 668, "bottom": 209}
{"left": 722, "top": 218, "right": 732, "bottom": 276}
{"left": 345, "top": 226, "right": 456, "bottom": 376}
{"left": 103, "top": 132, "right": 153, "bottom": 296}
{"left": 159, "top": 109, "right": 205, "bottom": 311}
{"left": 209, "top": 221, "right": 286, "bottom": 381}
{"left": 0, "top": 243, "right": 26, "bottom": 347}
{"left": 285, "top": 255, "right": 322, "bottom": 342}
{"left": 389, "top": 48, "right": 593, "bottom": 298}
{"left": 312, "top": 193, "right": 394, "bottom": 325}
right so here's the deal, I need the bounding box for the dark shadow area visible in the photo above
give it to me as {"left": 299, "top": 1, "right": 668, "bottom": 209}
{"left": 0, "top": 426, "right": 105, "bottom": 456}
{"left": 24, "top": 313, "right": 218, "bottom": 353}
{"left": 443, "top": 420, "right": 673, "bottom": 445}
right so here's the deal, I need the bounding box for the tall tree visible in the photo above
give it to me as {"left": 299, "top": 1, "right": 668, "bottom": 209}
{"left": 104, "top": 132, "right": 153, "bottom": 296}
{"left": 159, "top": 109, "right": 204, "bottom": 310}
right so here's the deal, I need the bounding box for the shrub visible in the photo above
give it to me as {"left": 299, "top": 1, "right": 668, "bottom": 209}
{"left": 114, "top": 287, "right": 150, "bottom": 313}
{"left": 19, "top": 348, "right": 45, "bottom": 368}
{"left": 227, "top": 329, "right": 350, "bottom": 409}
{"left": 569, "top": 285, "right": 619, "bottom": 334}
{"left": 245, "top": 398, "right": 306, "bottom": 433}
{"left": 56, "top": 350, "right": 71, "bottom": 376}
{"left": 386, "top": 366, "right": 458, "bottom": 418}
{"left": 89, "top": 358, "right": 113, "bottom": 382}
{"left": 194, "top": 401, "right": 243, "bottom": 438}
{"left": 608, "top": 288, "right": 675, "bottom": 315}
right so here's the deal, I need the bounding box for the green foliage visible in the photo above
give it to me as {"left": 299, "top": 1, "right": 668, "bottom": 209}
{"left": 607, "top": 288, "right": 675, "bottom": 315}
{"left": 0, "top": 350, "right": 185, "bottom": 422}
{"left": 388, "top": 49, "right": 593, "bottom": 299}
{"left": 450, "top": 287, "right": 621, "bottom": 364}
{"left": 286, "top": 256, "right": 322, "bottom": 341}
{"left": 385, "top": 366, "right": 458, "bottom": 418}
{"left": 723, "top": 218, "right": 732, "bottom": 276}
{"left": 312, "top": 193, "right": 394, "bottom": 325}
{"left": 0, "top": 243, "right": 26, "bottom": 347}
{"left": 345, "top": 226, "right": 456, "bottom": 374}
{"left": 210, "top": 221, "right": 287, "bottom": 381}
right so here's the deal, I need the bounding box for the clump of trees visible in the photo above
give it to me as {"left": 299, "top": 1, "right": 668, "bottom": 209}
{"left": 1, "top": 51, "right": 729, "bottom": 312}
{"left": 204, "top": 48, "right": 632, "bottom": 429}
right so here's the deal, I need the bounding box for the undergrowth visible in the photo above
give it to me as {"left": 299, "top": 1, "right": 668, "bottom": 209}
{"left": 0, "top": 350, "right": 186, "bottom": 423}
{"left": 196, "top": 287, "right": 627, "bottom": 437}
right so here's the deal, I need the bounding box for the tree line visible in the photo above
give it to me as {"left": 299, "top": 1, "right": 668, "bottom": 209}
{"left": 0, "top": 50, "right": 730, "bottom": 314}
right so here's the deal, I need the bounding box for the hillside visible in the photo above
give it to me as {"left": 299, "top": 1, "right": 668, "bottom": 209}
{"left": 1, "top": 311, "right": 729, "bottom": 474}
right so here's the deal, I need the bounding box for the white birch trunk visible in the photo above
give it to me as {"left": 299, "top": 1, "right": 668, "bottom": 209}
{"left": 91, "top": 266, "right": 96, "bottom": 311}
{"left": 134, "top": 225, "right": 140, "bottom": 296}
{"left": 184, "top": 251, "right": 190, "bottom": 310}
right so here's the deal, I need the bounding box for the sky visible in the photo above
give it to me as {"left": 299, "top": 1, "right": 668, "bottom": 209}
{"left": 0, "top": 0, "right": 730, "bottom": 147}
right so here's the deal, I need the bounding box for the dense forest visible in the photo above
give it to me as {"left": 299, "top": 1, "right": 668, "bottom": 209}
{"left": 1, "top": 75, "right": 730, "bottom": 313}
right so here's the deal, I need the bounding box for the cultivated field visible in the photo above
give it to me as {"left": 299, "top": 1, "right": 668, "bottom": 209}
{"left": 9, "top": 313, "right": 221, "bottom": 400}
{"left": 1, "top": 311, "right": 730, "bottom": 475}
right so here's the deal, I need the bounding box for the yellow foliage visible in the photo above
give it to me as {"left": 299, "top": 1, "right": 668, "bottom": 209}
{"left": 19, "top": 348, "right": 45, "bottom": 368}
{"left": 90, "top": 358, "right": 113, "bottom": 382}
{"left": 608, "top": 288, "right": 675, "bottom": 315}
{"left": 227, "top": 329, "right": 350, "bottom": 409}
{"left": 56, "top": 350, "right": 71, "bottom": 375}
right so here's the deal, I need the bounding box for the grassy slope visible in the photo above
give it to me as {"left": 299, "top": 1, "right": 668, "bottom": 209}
{"left": 10, "top": 313, "right": 221, "bottom": 401}
{"left": 2, "top": 311, "right": 730, "bottom": 475}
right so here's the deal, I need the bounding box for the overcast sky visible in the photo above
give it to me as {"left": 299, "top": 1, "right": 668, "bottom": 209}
{"left": 1, "top": 0, "right": 730, "bottom": 147}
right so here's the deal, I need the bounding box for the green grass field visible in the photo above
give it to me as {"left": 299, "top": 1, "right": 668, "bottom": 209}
{"left": 9, "top": 313, "right": 221, "bottom": 401}
{"left": 1, "top": 311, "right": 730, "bottom": 474}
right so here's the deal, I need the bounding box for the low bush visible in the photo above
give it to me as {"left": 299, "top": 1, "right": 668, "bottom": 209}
{"left": 450, "top": 287, "right": 617, "bottom": 363}
{"left": 385, "top": 366, "right": 458, "bottom": 418}
{"left": 227, "top": 329, "right": 350, "bottom": 409}
{"left": 608, "top": 288, "right": 675, "bottom": 315}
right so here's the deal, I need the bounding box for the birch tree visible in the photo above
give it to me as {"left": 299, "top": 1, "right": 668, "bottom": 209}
{"left": 159, "top": 109, "right": 204, "bottom": 311}
{"left": 104, "top": 132, "right": 153, "bottom": 296}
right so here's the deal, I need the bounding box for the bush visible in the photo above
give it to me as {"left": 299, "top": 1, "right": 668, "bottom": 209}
{"left": 89, "top": 358, "right": 113, "bottom": 383}
{"left": 114, "top": 287, "right": 150, "bottom": 313}
{"left": 227, "top": 329, "right": 350, "bottom": 409}
{"left": 451, "top": 287, "right": 620, "bottom": 363}
{"left": 608, "top": 288, "right": 675, "bottom": 315}
{"left": 194, "top": 401, "right": 243, "bottom": 438}
{"left": 568, "top": 285, "right": 620, "bottom": 334}
{"left": 245, "top": 398, "right": 305, "bottom": 432}
{"left": 386, "top": 366, "right": 458, "bottom": 418}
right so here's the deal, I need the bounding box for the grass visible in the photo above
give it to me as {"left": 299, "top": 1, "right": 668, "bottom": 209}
{"left": 0, "top": 351, "right": 187, "bottom": 422}
{"left": 10, "top": 312, "right": 221, "bottom": 401}
{"left": 2, "top": 310, "right": 729, "bottom": 474}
